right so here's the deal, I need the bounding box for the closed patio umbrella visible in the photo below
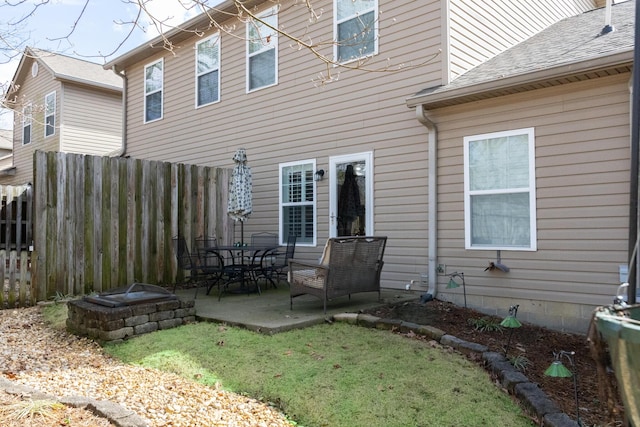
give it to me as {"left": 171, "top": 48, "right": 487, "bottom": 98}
{"left": 227, "top": 148, "right": 252, "bottom": 244}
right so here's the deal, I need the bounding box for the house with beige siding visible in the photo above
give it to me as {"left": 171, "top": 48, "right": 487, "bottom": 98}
{"left": 406, "top": 0, "right": 636, "bottom": 332}
{"left": 104, "top": 0, "right": 630, "bottom": 333}
{"left": 1, "top": 48, "right": 123, "bottom": 185}
{"left": 0, "top": 129, "right": 12, "bottom": 170}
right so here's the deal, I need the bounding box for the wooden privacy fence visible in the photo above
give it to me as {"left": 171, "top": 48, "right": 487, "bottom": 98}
{"left": 32, "top": 150, "right": 231, "bottom": 301}
{"left": 0, "top": 184, "right": 33, "bottom": 308}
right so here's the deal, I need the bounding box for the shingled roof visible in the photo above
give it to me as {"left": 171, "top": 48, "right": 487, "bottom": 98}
{"left": 8, "top": 47, "right": 122, "bottom": 96}
{"left": 407, "top": 0, "right": 635, "bottom": 108}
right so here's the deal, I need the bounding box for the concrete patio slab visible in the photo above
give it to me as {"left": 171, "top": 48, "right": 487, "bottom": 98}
{"left": 174, "top": 285, "right": 419, "bottom": 334}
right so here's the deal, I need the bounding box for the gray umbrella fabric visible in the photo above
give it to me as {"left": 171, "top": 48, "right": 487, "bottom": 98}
{"left": 228, "top": 148, "right": 253, "bottom": 243}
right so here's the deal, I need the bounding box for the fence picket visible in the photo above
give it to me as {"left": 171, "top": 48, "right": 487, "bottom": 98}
{"left": 28, "top": 150, "right": 229, "bottom": 302}
{"left": 1, "top": 151, "right": 230, "bottom": 308}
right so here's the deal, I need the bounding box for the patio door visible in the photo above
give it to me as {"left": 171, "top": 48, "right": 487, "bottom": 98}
{"left": 329, "top": 152, "right": 373, "bottom": 238}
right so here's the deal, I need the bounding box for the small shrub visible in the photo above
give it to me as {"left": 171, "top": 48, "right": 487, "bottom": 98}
{"left": 467, "top": 317, "right": 504, "bottom": 333}
{"left": 0, "top": 399, "right": 65, "bottom": 423}
{"left": 509, "top": 355, "right": 531, "bottom": 372}
{"left": 50, "top": 291, "right": 74, "bottom": 303}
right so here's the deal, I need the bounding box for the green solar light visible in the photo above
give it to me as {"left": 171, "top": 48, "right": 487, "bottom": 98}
{"left": 544, "top": 360, "right": 573, "bottom": 378}
{"left": 500, "top": 315, "right": 522, "bottom": 328}
{"left": 445, "top": 272, "right": 466, "bottom": 307}
{"left": 544, "top": 350, "right": 582, "bottom": 426}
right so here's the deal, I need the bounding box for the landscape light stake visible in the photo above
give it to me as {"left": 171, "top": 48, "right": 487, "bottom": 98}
{"left": 544, "top": 350, "right": 582, "bottom": 427}
{"left": 446, "top": 272, "right": 466, "bottom": 307}
{"left": 500, "top": 304, "right": 522, "bottom": 357}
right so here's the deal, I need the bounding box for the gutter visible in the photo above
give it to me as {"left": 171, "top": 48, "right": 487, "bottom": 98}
{"left": 407, "top": 50, "right": 633, "bottom": 109}
{"left": 103, "top": 0, "right": 263, "bottom": 71}
{"left": 415, "top": 104, "right": 438, "bottom": 302}
{"left": 108, "top": 66, "right": 127, "bottom": 157}
{"left": 53, "top": 74, "right": 122, "bottom": 93}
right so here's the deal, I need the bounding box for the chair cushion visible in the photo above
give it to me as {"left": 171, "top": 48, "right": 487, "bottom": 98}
{"left": 318, "top": 240, "right": 331, "bottom": 266}
{"left": 290, "top": 268, "right": 325, "bottom": 289}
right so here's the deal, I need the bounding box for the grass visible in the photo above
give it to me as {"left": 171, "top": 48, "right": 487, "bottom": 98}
{"left": 0, "top": 399, "right": 65, "bottom": 423}
{"left": 42, "top": 304, "right": 533, "bottom": 426}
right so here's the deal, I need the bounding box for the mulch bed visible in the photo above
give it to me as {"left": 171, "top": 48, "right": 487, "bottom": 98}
{"left": 363, "top": 299, "right": 626, "bottom": 427}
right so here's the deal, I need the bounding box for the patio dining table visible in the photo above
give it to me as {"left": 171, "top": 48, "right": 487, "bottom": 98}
{"left": 207, "top": 244, "right": 278, "bottom": 298}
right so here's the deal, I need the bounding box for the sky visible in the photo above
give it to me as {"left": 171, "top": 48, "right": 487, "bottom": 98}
{"left": 0, "top": 0, "right": 217, "bottom": 130}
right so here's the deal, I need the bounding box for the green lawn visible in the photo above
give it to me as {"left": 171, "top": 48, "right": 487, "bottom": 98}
{"left": 98, "top": 321, "right": 534, "bottom": 427}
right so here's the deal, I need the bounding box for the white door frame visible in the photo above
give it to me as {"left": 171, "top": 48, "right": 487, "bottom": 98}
{"left": 329, "top": 152, "right": 374, "bottom": 238}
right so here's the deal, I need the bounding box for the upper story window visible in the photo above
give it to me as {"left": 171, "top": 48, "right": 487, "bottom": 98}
{"left": 335, "top": 0, "right": 378, "bottom": 63}
{"left": 22, "top": 104, "right": 32, "bottom": 145}
{"left": 44, "top": 91, "right": 56, "bottom": 137}
{"left": 144, "top": 59, "right": 163, "bottom": 123}
{"left": 247, "top": 7, "right": 278, "bottom": 92}
{"left": 280, "top": 160, "right": 316, "bottom": 246}
{"left": 196, "top": 34, "right": 220, "bottom": 107}
{"left": 464, "top": 128, "right": 537, "bottom": 251}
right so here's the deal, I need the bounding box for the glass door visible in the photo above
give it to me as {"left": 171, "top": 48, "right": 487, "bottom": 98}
{"left": 329, "top": 152, "right": 373, "bottom": 238}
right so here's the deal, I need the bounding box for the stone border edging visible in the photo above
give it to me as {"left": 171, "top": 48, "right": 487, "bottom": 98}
{"left": 333, "top": 312, "right": 581, "bottom": 427}
{"left": 0, "top": 311, "right": 580, "bottom": 427}
{"left": 0, "top": 377, "right": 149, "bottom": 427}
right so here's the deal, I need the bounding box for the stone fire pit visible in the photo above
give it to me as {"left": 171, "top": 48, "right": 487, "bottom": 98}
{"left": 66, "top": 283, "right": 196, "bottom": 343}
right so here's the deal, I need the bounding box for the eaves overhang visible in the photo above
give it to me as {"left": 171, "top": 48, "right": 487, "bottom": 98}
{"left": 0, "top": 167, "right": 17, "bottom": 176}
{"left": 406, "top": 50, "right": 634, "bottom": 110}
{"left": 54, "top": 74, "right": 123, "bottom": 93}
{"left": 104, "top": 0, "right": 262, "bottom": 72}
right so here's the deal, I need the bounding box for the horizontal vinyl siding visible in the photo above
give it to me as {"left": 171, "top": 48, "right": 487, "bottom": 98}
{"left": 430, "top": 74, "right": 630, "bottom": 328}
{"left": 448, "top": 0, "right": 596, "bottom": 80}
{"left": 61, "top": 85, "right": 122, "bottom": 154}
{"left": 2, "top": 58, "right": 61, "bottom": 185}
{"left": 124, "top": 0, "right": 443, "bottom": 289}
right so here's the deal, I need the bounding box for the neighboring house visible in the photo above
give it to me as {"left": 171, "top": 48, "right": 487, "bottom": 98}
{"left": 104, "top": 0, "right": 628, "bottom": 333}
{"left": 1, "top": 48, "right": 123, "bottom": 184}
{"left": 0, "top": 129, "right": 12, "bottom": 170}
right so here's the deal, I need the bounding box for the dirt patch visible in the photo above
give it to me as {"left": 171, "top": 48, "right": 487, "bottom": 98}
{"left": 363, "top": 299, "right": 625, "bottom": 427}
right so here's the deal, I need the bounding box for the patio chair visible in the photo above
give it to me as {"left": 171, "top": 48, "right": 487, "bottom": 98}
{"left": 246, "top": 232, "right": 280, "bottom": 287}
{"left": 193, "top": 236, "right": 227, "bottom": 298}
{"left": 262, "top": 234, "right": 297, "bottom": 287}
{"left": 289, "top": 236, "right": 387, "bottom": 313}
{"left": 172, "top": 235, "right": 201, "bottom": 294}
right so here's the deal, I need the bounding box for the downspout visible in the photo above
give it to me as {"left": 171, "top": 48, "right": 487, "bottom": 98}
{"left": 110, "top": 66, "right": 127, "bottom": 157}
{"left": 416, "top": 104, "right": 438, "bottom": 301}
{"left": 627, "top": 0, "right": 640, "bottom": 304}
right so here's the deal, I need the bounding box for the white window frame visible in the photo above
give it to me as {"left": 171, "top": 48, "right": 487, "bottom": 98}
{"left": 279, "top": 159, "right": 317, "bottom": 247}
{"left": 44, "top": 91, "right": 56, "bottom": 137}
{"left": 334, "top": 0, "right": 378, "bottom": 64}
{"left": 463, "top": 128, "right": 537, "bottom": 251}
{"left": 144, "top": 58, "right": 163, "bottom": 123}
{"left": 246, "top": 7, "right": 278, "bottom": 93}
{"left": 195, "top": 34, "right": 221, "bottom": 108}
{"left": 22, "top": 104, "right": 32, "bottom": 145}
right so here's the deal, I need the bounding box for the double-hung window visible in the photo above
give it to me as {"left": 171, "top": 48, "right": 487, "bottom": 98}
{"left": 196, "top": 34, "right": 220, "bottom": 107}
{"left": 335, "top": 0, "right": 378, "bottom": 63}
{"left": 247, "top": 7, "right": 278, "bottom": 92}
{"left": 22, "top": 104, "right": 32, "bottom": 145}
{"left": 464, "top": 128, "right": 537, "bottom": 251}
{"left": 144, "top": 59, "right": 163, "bottom": 122}
{"left": 44, "top": 91, "right": 56, "bottom": 137}
{"left": 280, "top": 160, "right": 316, "bottom": 246}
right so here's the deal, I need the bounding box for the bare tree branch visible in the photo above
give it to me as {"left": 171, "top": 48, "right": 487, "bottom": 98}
{"left": 47, "top": 0, "right": 90, "bottom": 42}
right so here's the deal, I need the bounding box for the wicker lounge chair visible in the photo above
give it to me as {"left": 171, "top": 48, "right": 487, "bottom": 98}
{"left": 288, "top": 236, "right": 387, "bottom": 313}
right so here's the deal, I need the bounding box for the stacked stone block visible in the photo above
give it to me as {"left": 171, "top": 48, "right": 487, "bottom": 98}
{"left": 66, "top": 298, "right": 196, "bottom": 343}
